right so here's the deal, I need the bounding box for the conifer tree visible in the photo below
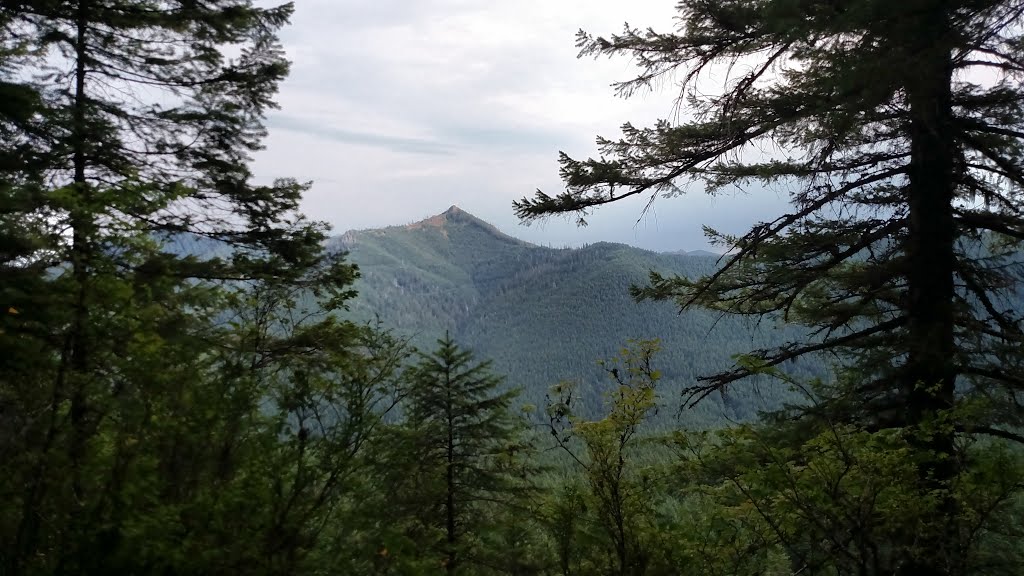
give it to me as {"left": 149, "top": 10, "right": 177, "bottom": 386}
{"left": 399, "top": 334, "right": 531, "bottom": 575}
{"left": 516, "top": 2, "right": 1024, "bottom": 574}
{"left": 0, "top": 2, "right": 388, "bottom": 574}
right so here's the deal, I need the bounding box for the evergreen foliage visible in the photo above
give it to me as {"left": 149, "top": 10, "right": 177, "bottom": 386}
{"left": 0, "top": 2, "right": 407, "bottom": 574}
{"left": 394, "top": 334, "right": 535, "bottom": 575}
{"left": 514, "top": 1, "right": 1024, "bottom": 574}
{"left": 3, "top": 1, "right": 1024, "bottom": 574}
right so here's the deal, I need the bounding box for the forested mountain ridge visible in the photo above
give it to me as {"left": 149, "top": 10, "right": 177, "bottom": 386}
{"left": 333, "top": 206, "right": 816, "bottom": 425}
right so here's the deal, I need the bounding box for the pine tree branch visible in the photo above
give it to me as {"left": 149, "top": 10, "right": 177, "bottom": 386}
{"left": 956, "top": 425, "right": 1024, "bottom": 445}
{"left": 957, "top": 118, "right": 1024, "bottom": 140}
{"left": 684, "top": 316, "right": 908, "bottom": 407}
{"left": 636, "top": 167, "right": 905, "bottom": 315}
{"left": 960, "top": 366, "right": 1024, "bottom": 389}
{"left": 956, "top": 264, "right": 1024, "bottom": 338}
{"left": 955, "top": 211, "right": 1024, "bottom": 240}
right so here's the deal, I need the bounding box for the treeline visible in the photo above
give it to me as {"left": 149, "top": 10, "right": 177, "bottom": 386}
{"left": 5, "top": 294, "right": 1024, "bottom": 575}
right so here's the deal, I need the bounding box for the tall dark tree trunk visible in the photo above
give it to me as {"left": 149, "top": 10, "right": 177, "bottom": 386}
{"left": 12, "top": 4, "right": 96, "bottom": 573}
{"left": 59, "top": 2, "right": 98, "bottom": 571}
{"left": 900, "top": 11, "right": 959, "bottom": 575}
{"left": 68, "top": 0, "right": 92, "bottom": 503}
{"left": 445, "top": 367, "right": 457, "bottom": 576}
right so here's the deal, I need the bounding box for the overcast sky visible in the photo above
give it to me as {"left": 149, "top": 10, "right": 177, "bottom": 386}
{"left": 250, "top": 0, "right": 790, "bottom": 251}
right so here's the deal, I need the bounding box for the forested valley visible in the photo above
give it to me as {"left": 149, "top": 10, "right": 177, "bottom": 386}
{"left": 3, "top": 1, "right": 1024, "bottom": 575}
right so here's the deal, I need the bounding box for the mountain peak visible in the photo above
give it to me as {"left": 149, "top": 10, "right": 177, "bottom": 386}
{"left": 406, "top": 205, "right": 480, "bottom": 231}
{"left": 334, "top": 206, "right": 533, "bottom": 250}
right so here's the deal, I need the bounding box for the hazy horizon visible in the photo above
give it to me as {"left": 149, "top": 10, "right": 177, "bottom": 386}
{"left": 250, "top": 0, "right": 788, "bottom": 253}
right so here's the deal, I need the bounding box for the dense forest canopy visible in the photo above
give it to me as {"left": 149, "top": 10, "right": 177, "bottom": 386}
{"left": 1, "top": 0, "right": 1023, "bottom": 575}
{"left": 336, "top": 206, "right": 822, "bottom": 425}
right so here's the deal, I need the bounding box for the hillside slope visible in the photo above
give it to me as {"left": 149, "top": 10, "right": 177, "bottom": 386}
{"left": 335, "top": 207, "right": 819, "bottom": 426}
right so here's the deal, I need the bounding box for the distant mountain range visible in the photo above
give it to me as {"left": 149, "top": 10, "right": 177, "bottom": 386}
{"left": 333, "top": 206, "right": 818, "bottom": 427}
{"left": 664, "top": 248, "right": 724, "bottom": 258}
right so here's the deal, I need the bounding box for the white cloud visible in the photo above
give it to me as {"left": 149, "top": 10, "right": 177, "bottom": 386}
{"left": 252, "top": 0, "right": 769, "bottom": 251}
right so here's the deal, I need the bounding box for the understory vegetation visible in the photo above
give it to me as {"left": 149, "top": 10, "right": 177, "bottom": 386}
{"left": 3, "top": 0, "right": 1024, "bottom": 575}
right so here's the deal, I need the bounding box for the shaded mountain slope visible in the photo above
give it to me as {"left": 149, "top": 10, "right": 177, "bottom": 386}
{"left": 336, "top": 207, "right": 820, "bottom": 426}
